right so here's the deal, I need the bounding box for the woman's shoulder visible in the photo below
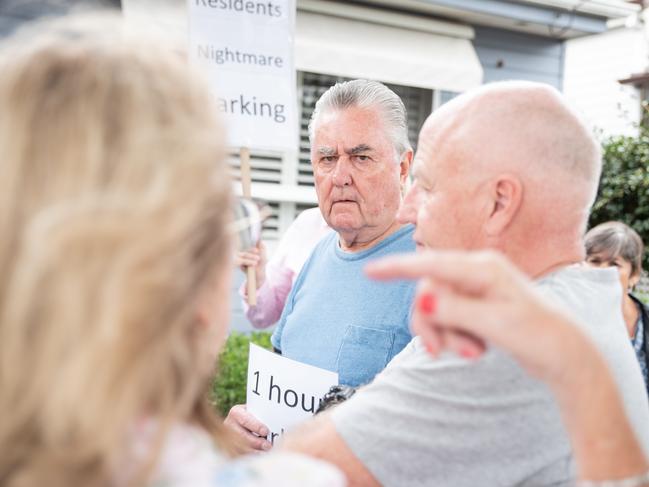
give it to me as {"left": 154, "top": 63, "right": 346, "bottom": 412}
{"left": 148, "top": 423, "right": 345, "bottom": 487}
{"left": 630, "top": 293, "right": 649, "bottom": 315}
{"left": 214, "top": 451, "right": 346, "bottom": 487}
{"left": 140, "top": 422, "right": 226, "bottom": 487}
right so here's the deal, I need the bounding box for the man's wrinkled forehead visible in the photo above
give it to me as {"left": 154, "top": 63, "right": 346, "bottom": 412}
{"left": 312, "top": 110, "right": 402, "bottom": 163}
{"left": 315, "top": 144, "right": 374, "bottom": 157}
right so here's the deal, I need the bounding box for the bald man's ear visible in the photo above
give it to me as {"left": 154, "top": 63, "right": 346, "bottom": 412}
{"left": 485, "top": 175, "right": 523, "bottom": 237}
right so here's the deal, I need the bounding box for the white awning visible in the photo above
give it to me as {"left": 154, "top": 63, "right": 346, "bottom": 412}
{"left": 295, "top": 9, "right": 483, "bottom": 92}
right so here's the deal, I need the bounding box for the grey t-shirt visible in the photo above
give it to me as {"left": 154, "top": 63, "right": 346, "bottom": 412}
{"left": 331, "top": 266, "right": 649, "bottom": 487}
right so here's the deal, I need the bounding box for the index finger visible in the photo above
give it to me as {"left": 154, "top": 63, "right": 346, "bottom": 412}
{"left": 365, "top": 250, "right": 514, "bottom": 295}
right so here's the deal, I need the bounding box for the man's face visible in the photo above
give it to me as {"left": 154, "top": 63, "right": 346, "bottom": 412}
{"left": 397, "top": 125, "right": 486, "bottom": 251}
{"left": 311, "top": 106, "right": 407, "bottom": 238}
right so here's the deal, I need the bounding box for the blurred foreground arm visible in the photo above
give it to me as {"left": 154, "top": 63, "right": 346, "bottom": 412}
{"left": 281, "top": 413, "right": 380, "bottom": 487}
{"left": 366, "top": 250, "right": 649, "bottom": 484}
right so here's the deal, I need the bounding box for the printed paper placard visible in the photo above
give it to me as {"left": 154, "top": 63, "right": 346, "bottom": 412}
{"left": 246, "top": 343, "right": 339, "bottom": 445}
{"left": 188, "top": 0, "right": 298, "bottom": 151}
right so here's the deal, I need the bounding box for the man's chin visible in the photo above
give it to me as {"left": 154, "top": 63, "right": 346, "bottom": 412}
{"left": 328, "top": 213, "right": 361, "bottom": 231}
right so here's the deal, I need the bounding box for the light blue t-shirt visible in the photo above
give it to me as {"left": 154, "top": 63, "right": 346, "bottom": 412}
{"left": 271, "top": 224, "right": 416, "bottom": 387}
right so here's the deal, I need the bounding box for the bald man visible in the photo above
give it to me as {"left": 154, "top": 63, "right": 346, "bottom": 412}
{"left": 281, "top": 82, "right": 649, "bottom": 487}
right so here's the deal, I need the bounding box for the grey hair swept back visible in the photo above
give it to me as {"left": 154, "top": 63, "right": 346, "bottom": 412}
{"left": 308, "top": 79, "right": 412, "bottom": 157}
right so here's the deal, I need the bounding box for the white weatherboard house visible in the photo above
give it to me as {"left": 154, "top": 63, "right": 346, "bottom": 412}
{"left": 564, "top": 3, "right": 648, "bottom": 138}
{"left": 37, "top": 0, "right": 633, "bottom": 329}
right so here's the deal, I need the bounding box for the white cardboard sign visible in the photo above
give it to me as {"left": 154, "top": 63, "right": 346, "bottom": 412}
{"left": 247, "top": 343, "right": 339, "bottom": 445}
{"left": 188, "top": 0, "right": 298, "bottom": 151}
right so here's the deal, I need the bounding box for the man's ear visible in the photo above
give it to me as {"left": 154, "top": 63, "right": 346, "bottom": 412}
{"left": 399, "top": 150, "right": 413, "bottom": 185}
{"left": 484, "top": 175, "right": 523, "bottom": 236}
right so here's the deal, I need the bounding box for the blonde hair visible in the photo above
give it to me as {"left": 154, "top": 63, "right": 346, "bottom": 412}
{"left": 0, "top": 14, "right": 234, "bottom": 487}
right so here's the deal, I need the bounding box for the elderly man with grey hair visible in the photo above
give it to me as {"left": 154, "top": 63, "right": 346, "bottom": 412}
{"left": 282, "top": 81, "right": 649, "bottom": 486}
{"left": 225, "top": 79, "right": 417, "bottom": 451}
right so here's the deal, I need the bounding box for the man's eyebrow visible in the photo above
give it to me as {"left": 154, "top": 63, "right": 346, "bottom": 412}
{"left": 317, "top": 146, "right": 337, "bottom": 157}
{"left": 347, "top": 144, "right": 372, "bottom": 155}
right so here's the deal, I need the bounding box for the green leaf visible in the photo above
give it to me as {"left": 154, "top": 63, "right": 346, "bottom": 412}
{"left": 590, "top": 129, "right": 649, "bottom": 269}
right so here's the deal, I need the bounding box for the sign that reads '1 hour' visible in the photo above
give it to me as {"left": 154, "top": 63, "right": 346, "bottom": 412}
{"left": 188, "top": 0, "right": 298, "bottom": 151}
{"left": 247, "top": 344, "right": 338, "bottom": 446}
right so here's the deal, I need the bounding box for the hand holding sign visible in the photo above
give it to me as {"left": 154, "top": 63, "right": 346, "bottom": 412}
{"left": 224, "top": 404, "right": 272, "bottom": 452}
{"left": 235, "top": 241, "right": 267, "bottom": 286}
{"left": 245, "top": 344, "right": 338, "bottom": 447}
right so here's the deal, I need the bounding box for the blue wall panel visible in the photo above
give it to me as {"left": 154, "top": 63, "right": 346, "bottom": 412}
{"left": 474, "top": 26, "right": 565, "bottom": 90}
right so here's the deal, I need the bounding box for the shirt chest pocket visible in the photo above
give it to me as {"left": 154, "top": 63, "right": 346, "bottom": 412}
{"left": 336, "top": 325, "right": 396, "bottom": 387}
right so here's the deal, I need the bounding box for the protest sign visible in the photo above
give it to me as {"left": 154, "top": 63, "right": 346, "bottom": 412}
{"left": 247, "top": 344, "right": 338, "bottom": 445}
{"left": 187, "top": 0, "right": 298, "bottom": 152}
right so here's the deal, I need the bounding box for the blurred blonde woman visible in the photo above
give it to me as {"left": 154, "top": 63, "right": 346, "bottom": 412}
{"left": 0, "top": 15, "right": 342, "bottom": 487}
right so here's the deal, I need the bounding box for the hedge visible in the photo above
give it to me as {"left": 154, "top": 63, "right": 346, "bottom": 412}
{"left": 210, "top": 331, "right": 273, "bottom": 417}
{"left": 589, "top": 129, "right": 649, "bottom": 269}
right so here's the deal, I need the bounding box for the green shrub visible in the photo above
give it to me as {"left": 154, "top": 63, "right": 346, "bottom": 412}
{"left": 210, "top": 331, "right": 273, "bottom": 417}
{"left": 589, "top": 130, "right": 649, "bottom": 269}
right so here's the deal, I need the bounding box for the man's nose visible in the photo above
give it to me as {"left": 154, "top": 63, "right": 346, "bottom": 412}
{"left": 397, "top": 186, "right": 418, "bottom": 225}
{"left": 332, "top": 159, "right": 353, "bottom": 187}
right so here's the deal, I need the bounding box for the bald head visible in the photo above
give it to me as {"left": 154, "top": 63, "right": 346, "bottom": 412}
{"left": 419, "top": 81, "right": 601, "bottom": 209}
{"left": 403, "top": 81, "right": 601, "bottom": 276}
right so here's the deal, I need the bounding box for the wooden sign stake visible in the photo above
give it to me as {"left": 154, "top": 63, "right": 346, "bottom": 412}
{"left": 240, "top": 147, "right": 257, "bottom": 306}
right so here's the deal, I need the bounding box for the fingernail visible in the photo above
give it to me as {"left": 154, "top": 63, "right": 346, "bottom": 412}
{"left": 260, "top": 428, "right": 269, "bottom": 437}
{"left": 262, "top": 441, "right": 272, "bottom": 451}
{"left": 460, "top": 347, "right": 479, "bottom": 360}
{"left": 418, "top": 293, "right": 436, "bottom": 314}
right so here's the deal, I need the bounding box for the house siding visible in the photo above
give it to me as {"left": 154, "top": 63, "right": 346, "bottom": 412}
{"left": 564, "top": 26, "right": 646, "bottom": 137}
{"left": 473, "top": 26, "right": 564, "bottom": 89}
